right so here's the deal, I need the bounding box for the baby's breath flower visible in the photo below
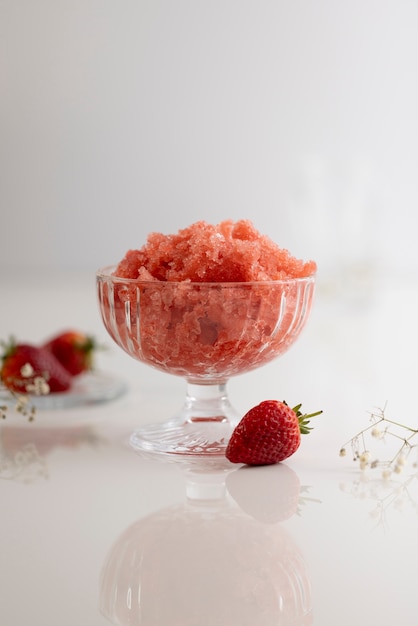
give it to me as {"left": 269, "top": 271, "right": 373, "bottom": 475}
{"left": 39, "top": 380, "right": 50, "bottom": 395}
{"left": 339, "top": 448, "right": 347, "bottom": 457}
{"left": 360, "top": 451, "right": 371, "bottom": 463}
{"left": 20, "top": 363, "right": 34, "bottom": 378}
{"left": 1, "top": 369, "right": 50, "bottom": 421}
{"left": 25, "top": 377, "right": 50, "bottom": 396}
{"left": 340, "top": 406, "right": 418, "bottom": 475}
{"left": 15, "top": 395, "right": 29, "bottom": 413}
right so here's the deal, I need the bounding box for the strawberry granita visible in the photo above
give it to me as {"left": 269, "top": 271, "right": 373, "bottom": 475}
{"left": 97, "top": 221, "right": 316, "bottom": 381}
{"left": 114, "top": 220, "right": 316, "bottom": 282}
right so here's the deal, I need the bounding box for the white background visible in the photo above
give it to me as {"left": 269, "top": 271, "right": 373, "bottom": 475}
{"left": 1, "top": 0, "right": 417, "bottom": 280}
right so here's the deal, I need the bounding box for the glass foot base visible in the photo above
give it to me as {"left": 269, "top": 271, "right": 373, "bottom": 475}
{"left": 130, "top": 418, "right": 236, "bottom": 459}
{"left": 129, "top": 382, "right": 241, "bottom": 462}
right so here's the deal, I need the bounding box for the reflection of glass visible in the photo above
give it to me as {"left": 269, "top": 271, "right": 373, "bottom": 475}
{"left": 99, "top": 464, "right": 313, "bottom": 626}
{"left": 97, "top": 267, "right": 315, "bottom": 458}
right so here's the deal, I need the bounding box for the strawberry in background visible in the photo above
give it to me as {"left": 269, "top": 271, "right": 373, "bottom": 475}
{"left": 0, "top": 341, "right": 72, "bottom": 393}
{"left": 43, "top": 330, "right": 96, "bottom": 376}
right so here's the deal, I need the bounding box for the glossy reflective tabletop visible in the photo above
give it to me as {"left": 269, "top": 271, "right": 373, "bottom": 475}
{"left": 1, "top": 270, "right": 418, "bottom": 625}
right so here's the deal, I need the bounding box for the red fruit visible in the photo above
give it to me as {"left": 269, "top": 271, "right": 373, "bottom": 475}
{"left": 1, "top": 342, "right": 72, "bottom": 393}
{"left": 225, "top": 400, "right": 322, "bottom": 466}
{"left": 43, "top": 330, "right": 95, "bottom": 376}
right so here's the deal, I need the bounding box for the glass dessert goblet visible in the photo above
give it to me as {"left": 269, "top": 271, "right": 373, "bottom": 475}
{"left": 96, "top": 267, "right": 315, "bottom": 458}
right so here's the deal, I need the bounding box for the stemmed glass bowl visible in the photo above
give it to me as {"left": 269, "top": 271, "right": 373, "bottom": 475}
{"left": 96, "top": 266, "right": 315, "bottom": 459}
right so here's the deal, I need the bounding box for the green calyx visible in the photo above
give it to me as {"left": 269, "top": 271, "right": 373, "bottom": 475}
{"left": 73, "top": 334, "right": 95, "bottom": 354}
{"left": 288, "top": 402, "right": 323, "bottom": 435}
{"left": 75, "top": 336, "right": 96, "bottom": 369}
{"left": 0, "top": 336, "right": 17, "bottom": 363}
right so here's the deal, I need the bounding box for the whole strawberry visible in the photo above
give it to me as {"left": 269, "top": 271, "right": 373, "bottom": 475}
{"left": 1, "top": 341, "right": 72, "bottom": 394}
{"left": 225, "top": 400, "right": 322, "bottom": 466}
{"left": 43, "top": 330, "right": 96, "bottom": 376}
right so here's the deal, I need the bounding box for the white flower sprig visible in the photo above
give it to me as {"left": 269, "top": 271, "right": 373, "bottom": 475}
{"left": 0, "top": 363, "right": 50, "bottom": 421}
{"left": 339, "top": 406, "right": 418, "bottom": 479}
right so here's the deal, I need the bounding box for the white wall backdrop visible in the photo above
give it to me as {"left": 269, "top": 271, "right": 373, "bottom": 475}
{"left": 1, "top": 0, "right": 417, "bottom": 280}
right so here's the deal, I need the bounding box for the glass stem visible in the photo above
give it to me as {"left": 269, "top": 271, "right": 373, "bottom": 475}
{"left": 182, "top": 381, "right": 240, "bottom": 425}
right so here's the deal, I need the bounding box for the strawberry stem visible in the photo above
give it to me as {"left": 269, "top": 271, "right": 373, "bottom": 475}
{"left": 290, "top": 403, "right": 323, "bottom": 435}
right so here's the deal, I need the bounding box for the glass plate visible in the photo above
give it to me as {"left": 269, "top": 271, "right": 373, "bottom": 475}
{"left": 0, "top": 371, "right": 128, "bottom": 411}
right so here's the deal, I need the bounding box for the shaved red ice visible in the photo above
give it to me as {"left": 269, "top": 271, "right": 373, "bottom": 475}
{"left": 114, "top": 220, "right": 316, "bottom": 282}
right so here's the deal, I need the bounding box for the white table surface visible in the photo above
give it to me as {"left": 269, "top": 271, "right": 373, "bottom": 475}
{"left": 1, "top": 269, "right": 418, "bottom": 625}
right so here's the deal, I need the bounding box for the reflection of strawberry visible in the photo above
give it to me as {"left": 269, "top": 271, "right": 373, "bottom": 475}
{"left": 43, "top": 330, "right": 96, "bottom": 376}
{"left": 226, "top": 463, "right": 301, "bottom": 523}
{"left": 226, "top": 400, "right": 322, "bottom": 466}
{"left": 0, "top": 342, "right": 72, "bottom": 393}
